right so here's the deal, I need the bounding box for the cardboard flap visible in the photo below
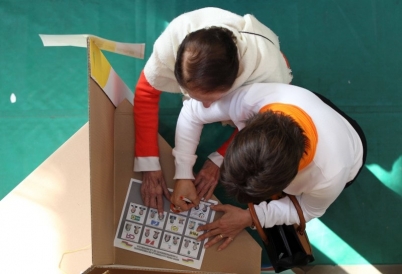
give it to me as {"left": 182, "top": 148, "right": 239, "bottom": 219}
{"left": 0, "top": 124, "right": 92, "bottom": 274}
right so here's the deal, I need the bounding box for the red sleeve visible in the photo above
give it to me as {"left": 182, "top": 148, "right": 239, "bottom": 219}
{"left": 133, "top": 70, "right": 161, "bottom": 157}
{"left": 216, "top": 128, "right": 239, "bottom": 156}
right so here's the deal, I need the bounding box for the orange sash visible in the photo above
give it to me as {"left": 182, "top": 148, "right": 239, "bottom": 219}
{"left": 259, "top": 103, "right": 318, "bottom": 170}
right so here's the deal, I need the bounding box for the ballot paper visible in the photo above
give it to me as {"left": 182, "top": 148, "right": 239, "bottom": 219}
{"left": 114, "top": 178, "right": 218, "bottom": 269}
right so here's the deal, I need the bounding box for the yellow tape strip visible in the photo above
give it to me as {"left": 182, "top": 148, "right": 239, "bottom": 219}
{"left": 89, "top": 38, "right": 112, "bottom": 88}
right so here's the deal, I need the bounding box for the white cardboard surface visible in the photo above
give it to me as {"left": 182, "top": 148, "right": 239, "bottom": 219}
{"left": 0, "top": 124, "right": 91, "bottom": 274}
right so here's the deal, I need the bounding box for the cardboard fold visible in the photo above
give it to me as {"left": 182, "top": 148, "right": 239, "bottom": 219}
{"left": 89, "top": 77, "right": 116, "bottom": 265}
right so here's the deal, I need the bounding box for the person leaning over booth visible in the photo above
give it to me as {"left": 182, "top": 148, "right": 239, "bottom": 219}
{"left": 133, "top": 7, "right": 292, "bottom": 216}
{"left": 171, "top": 82, "right": 367, "bottom": 250}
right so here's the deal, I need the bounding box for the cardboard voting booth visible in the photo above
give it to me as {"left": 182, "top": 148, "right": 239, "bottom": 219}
{"left": 13, "top": 34, "right": 261, "bottom": 274}
{"left": 83, "top": 35, "right": 262, "bottom": 274}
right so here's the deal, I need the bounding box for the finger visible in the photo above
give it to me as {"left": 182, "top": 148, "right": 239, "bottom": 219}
{"left": 173, "top": 200, "right": 191, "bottom": 212}
{"left": 196, "top": 225, "right": 219, "bottom": 241}
{"left": 158, "top": 176, "right": 170, "bottom": 200}
{"left": 140, "top": 184, "right": 148, "bottom": 206}
{"left": 180, "top": 201, "right": 196, "bottom": 212}
{"left": 195, "top": 181, "right": 204, "bottom": 196}
{"left": 197, "top": 184, "right": 209, "bottom": 201}
{"left": 189, "top": 193, "right": 201, "bottom": 207}
{"left": 156, "top": 192, "right": 164, "bottom": 214}
{"left": 204, "top": 186, "right": 215, "bottom": 201}
{"left": 181, "top": 193, "right": 201, "bottom": 208}
{"left": 197, "top": 231, "right": 211, "bottom": 241}
{"left": 204, "top": 234, "right": 224, "bottom": 249}
{"left": 149, "top": 197, "right": 158, "bottom": 210}
{"left": 143, "top": 192, "right": 151, "bottom": 207}
{"left": 194, "top": 175, "right": 202, "bottom": 186}
{"left": 209, "top": 204, "right": 227, "bottom": 212}
{"left": 217, "top": 237, "right": 234, "bottom": 251}
{"left": 197, "top": 221, "right": 216, "bottom": 232}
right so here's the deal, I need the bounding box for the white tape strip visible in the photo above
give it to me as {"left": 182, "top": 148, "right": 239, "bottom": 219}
{"left": 39, "top": 34, "right": 145, "bottom": 59}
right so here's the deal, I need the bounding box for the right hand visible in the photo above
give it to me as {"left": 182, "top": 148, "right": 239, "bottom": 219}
{"left": 141, "top": 170, "right": 171, "bottom": 215}
{"left": 170, "top": 179, "right": 200, "bottom": 212}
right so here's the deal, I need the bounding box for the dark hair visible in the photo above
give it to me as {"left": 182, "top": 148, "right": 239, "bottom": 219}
{"left": 220, "top": 111, "right": 309, "bottom": 204}
{"left": 174, "top": 26, "right": 239, "bottom": 94}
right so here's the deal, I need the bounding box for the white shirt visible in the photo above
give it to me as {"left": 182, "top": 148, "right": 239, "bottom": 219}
{"left": 144, "top": 7, "right": 292, "bottom": 94}
{"left": 135, "top": 7, "right": 292, "bottom": 172}
{"left": 173, "top": 83, "right": 364, "bottom": 227}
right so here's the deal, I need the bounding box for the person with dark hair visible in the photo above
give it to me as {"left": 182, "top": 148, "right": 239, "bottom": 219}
{"left": 220, "top": 110, "right": 308, "bottom": 204}
{"left": 133, "top": 7, "right": 292, "bottom": 216}
{"left": 172, "top": 83, "right": 367, "bottom": 251}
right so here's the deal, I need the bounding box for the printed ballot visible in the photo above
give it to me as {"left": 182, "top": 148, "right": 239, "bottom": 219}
{"left": 114, "top": 179, "right": 217, "bottom": 269}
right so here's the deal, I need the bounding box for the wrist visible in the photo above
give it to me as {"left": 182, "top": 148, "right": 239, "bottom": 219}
{"left": 175, "top": 179, "right": 194, "bottom": 186}
{"left": 247, "top": 207, "right": 257, "bottom": 230}
{"left": 244, "top": 208, "right": 255, "bottom": 230}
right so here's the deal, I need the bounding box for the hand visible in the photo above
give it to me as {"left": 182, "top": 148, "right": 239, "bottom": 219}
{"left": 141, "top": 170, "right": 171, "bottom": 215}
{"left": 194, "top": 159, "right": 220, "bottom": 201}
{"left": 197, "top": 204, "right": 252, "bottom": 251}
{"left": 170, "top": 179, "right": 200, "bottom": 212}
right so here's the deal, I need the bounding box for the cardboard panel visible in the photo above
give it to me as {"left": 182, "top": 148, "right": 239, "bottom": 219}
{"left": 0, "top": 124, "right": 91, "bottom": 274}
{"left": 89, "top": 77, "right": 116, "bottom": 265}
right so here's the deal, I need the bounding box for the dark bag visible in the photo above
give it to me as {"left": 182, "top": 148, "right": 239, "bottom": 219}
{"left": 248, "top": 194, "right": 314, "bottom": 273}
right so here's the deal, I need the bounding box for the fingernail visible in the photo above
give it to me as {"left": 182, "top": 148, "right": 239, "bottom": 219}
{"left": 158, "top": 213, "right": 163, "bottom": 218}
{"left": 204, "top": 244, "right": 209, "bottom": 248}
{"left": 217, "top": 248, "right": 221, "bottom": 251}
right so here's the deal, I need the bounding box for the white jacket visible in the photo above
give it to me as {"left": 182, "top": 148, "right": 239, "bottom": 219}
{"left": 144, "top": 7, "right": 292, "bottom": 94}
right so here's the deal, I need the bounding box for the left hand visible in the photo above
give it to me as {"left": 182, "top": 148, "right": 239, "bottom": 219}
{"left": 194, "top": 159, "right": 220, "bottom": 201}
{"left": 196, "top": 204, "right": 252, "bottom": 251}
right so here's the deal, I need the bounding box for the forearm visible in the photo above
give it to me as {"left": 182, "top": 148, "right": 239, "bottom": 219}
{"left": 173, "top": 102, "right": 205, "bottom": 179}
{"left": 254, "top": 187, "right": 341, "bottom": 228}
{"left": 133, "top": 70, "right": 162, "bottom": 171}
{"left": 254, "top": 196, "right": 301, "bottom": 228}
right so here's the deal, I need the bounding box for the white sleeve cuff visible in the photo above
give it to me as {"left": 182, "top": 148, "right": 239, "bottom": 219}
{"left": 172, "top": 148, "right": 197, "bottom": 180}
{"left": 173, "top": 168, "right": 195, "bottom": 180}
{"left": 207, "top": 152, "right": 224, "bottom": 167}
{"left": 134, "top": 157, "right": 161, "bottom": 172}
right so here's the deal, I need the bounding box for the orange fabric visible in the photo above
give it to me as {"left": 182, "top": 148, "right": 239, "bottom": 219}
{"left": 133, "top": 70, "right": 162, "bottom": 157}
{"left": 216, "top": 128, "right": 239, "bottom": 156}
{"left": 281, "top": 52, "right": 291, "bottom": 70}
{"left": 259, "top": 103, "right": 318, "bottom": 170}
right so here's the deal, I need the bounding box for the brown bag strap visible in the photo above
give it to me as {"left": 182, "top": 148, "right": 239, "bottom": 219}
{"left": 248, "top": 202, "right": 268, "bottom": 245}
{"left": 288, "top": 195, "right": 306, "bottom": 234}
{"left": 247, "top": 194, "right": 307, "bottom": 243}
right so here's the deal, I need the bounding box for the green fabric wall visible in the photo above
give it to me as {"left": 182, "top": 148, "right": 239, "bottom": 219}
{"left": 1, "top": 0, "right": 401, "bottom": 267}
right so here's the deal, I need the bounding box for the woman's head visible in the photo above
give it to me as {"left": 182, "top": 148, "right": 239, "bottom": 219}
{"left": 220, "top": 111, "right": 309, "bottom": 204}
{"left": 174, "top": 27, "right": 239, "bottom": 107}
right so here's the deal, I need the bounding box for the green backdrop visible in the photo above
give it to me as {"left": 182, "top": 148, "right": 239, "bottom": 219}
{"left": 1, "top": 0, "right": 401, "bottom": 268}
